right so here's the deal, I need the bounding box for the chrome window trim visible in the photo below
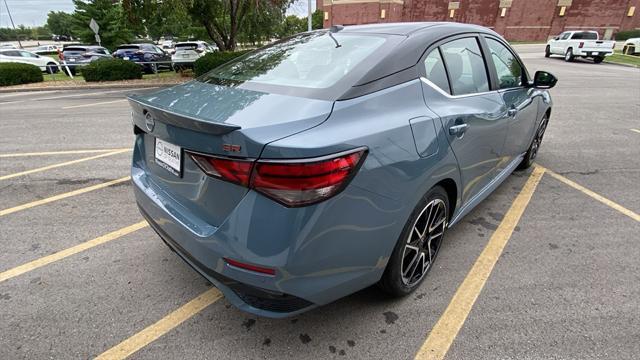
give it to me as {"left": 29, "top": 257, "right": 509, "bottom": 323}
{"left": 420, "top": 77, "right": 499, "bottom": 99}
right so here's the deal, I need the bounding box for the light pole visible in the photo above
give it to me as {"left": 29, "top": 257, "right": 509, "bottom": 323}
{"left": 3, "top": 0, "right": 22, "bottom": 48}
{"left": 307, "top": 0, "right": 312, "bottom": 31}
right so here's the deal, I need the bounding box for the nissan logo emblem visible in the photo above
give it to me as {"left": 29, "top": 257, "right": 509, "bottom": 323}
{"left": 144, "top": 112, "right": 155, "bottom": 132}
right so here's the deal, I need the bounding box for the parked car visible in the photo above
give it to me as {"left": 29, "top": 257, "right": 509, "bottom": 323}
{"left": 52, "top": 34, "right": 71, "bottom": 42}
{"left": 622, "top": 37, "right": 640, "bottom": 55}
{"left": 128, "top": 23, "right": 557, "bottom": 317}
{"left": 545, "top": 30, "right": 615, "bottom": 63}
{"left": 161, "top": 43, "right": 175, "bottom": 55}
{"left": 0, "top": 49, "right": 60, "bottom": 73}
{"left": 0, "top": 43, "right": 17, "bottom": 49}
{"left": 33, "top": 44, "right": 59, "bottom": 54}
{"left": 60, "top": 45, "right": 112, "bottom": 75}
{"left": 113, "top": 43, "right": 172, "bottom": 73}
{"left": 171, "top": 41, "right": 216, "bottom": 70}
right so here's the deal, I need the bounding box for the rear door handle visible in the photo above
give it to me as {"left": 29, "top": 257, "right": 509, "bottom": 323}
{"left": 449, "top": 123, "right": 469, "bottom": 137}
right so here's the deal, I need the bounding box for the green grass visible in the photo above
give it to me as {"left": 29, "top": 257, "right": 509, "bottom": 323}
{"left": 604, "top": 51, "right": 640, "bottom": 67}
{"left": 42, "top": 69, "right": 186, "bottom": 82}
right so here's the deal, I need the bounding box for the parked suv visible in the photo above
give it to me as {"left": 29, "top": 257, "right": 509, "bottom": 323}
{"left": 113, "top": 43, "right": 172, "bottom": 73}
{"left": 61, "top": 45, "right": 112, "bottom": 75}
{"left": 171, "top": 41, "right": 216, "bottom": 70}
{"left": 0, "top": 49, "right": 60, "bottom": 73}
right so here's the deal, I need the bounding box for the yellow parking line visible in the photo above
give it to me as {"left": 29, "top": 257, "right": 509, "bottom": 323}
{"left": 0, "top": 221, "right": 148, "bottom": 283}
{"left": 630, "top": 129, "right": 640, "bottom": 134}
{"left": 62, "top": 99, "right": 127, "bottom": 109}
{"left": 0, "top": 149, "right": 130, "bottom": 181}
{"left": 0, "top": 148, "right": 129, "bottom": 158}
{"left": 539, "top": 165, "right": 640, "bottom": 222}
{"left": 95, "top": 288, "right": 223, "bottom": 360}
{"left": 415, "top": 166, "right": 545, "bottom": 360}
{"left": 0, "top": 176, "right": 130, "bottom": 217}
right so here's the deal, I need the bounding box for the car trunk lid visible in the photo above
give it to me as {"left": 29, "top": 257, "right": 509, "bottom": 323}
{"left": 129, "top": 81, "right": 333, "bottom": 227}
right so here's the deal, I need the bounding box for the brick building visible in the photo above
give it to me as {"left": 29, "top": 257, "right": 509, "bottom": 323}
{"left": 317, "top": 0, "right": 640, "bottom": 41}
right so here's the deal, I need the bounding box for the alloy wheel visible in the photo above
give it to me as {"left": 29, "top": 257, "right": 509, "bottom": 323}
{"left": 529, "top": 117, "right": 548, "bottom": 161}
{"left": 401, "top": 198, "right": 447, "bottom": 287}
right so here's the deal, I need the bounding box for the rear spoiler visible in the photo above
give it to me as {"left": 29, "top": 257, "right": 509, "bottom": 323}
{"left": 127, "top": 96, "right": 241, "bottom": 135}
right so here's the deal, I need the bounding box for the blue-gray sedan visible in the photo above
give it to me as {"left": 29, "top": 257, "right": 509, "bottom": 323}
{"left": 128, "top": 22, "right": 557, "bottom": 318}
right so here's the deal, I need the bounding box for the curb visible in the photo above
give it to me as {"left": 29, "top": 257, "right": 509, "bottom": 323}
{"left": 603, "top": 60, "right": 639, "bottom": 68}
{"left": 0, "top": 82, "right": 178, "bottom": 94}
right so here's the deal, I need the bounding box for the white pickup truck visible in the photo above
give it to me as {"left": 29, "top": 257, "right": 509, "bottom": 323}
{"left": 545, "top": 30, "right": 615, "bottom": 63}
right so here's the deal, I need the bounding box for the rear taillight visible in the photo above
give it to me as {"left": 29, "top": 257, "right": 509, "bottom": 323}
{"left": 579, "top": 42, "right": 584, "bottom": 48}
{"left": 190, "top": 154, "right": 253, "bottom": 187}
{"left": 189, "top": 148, "right": 366, "bottom": 207}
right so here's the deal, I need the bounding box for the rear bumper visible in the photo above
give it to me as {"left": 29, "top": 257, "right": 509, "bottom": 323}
{"left": 574, "top": 49, "right": 613, "bottom": 57}
{"left": 132, "top": 143, "right": 402, "bottom": 317}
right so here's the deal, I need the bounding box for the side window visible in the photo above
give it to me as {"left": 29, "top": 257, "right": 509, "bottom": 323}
{"left": 424, "top": 49, "right": 451, "bottom": 94}
{"left": 486, "top": 38, "right": 523, "bottom": 89}
{"left": 440, "top": 37, "right": 489, "bottom": 96}
{"left": 561, "top": 32, "right": 571, "bottom": 40}
{"left": 20, "top": 51, "right": 38, "bottom": 58}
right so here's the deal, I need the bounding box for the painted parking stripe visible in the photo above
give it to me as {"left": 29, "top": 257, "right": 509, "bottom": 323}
{"left": 0, "top": 176, "right": 130, "bottom": 217}
{"left": 539, "top": 165, "right": 640, "bottom": 222}
{"left": 0, "top": 221, "right": 148, "bottom": 283}
{"left": 0, "top": 90, "right": 58, "bottom": 99}
{"left": 61, "top": 99, "right": 127, "bottom": 109}
{"left": 630, "top": 129, "right": 640, "bottom": 134}
{"left": 95, "top": 288, "right": 223, "bottom": 360}
{"left": 0, "top": 148, "right": 129, "bottom": 158}
{"left": 35, "top": 88, "right": 152, "bottom": 101}
{"left": 414, "top": 166, "right": 545, "bottom": 360}
{"left": 0, "top": 149, "right": 130, "bottom": 181}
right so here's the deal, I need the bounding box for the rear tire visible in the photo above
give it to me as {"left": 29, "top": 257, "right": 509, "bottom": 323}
{"left": 378, "top": 186, "right": 449, "bottom": 296}
{"left": 623, "top": 45, "right": 635, "bottom": 55}
{"left": 545, "top": 45, "right": 551, "bottom": 58}
{"left": 593, "top": 56, "right": 604, "bottom": 64}
{"left": 564, "top": 48, "right": 574, "bottom": 62}
{"left": 517, "top": 114, "right": 549, "bottom": 170}
{"left": 46, "top": 62, "right": 58, "bottom": 74}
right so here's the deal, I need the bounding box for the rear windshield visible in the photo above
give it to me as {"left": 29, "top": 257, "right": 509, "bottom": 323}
{"left": 199, "top": 32, "right": 387, "bottom": 91}
{"left": 176, "top": 43, "right": 201, "bottom": 49}
{"left": 571, "top": 32, "right": 598, "bottom": 40}
{"left": 63, "top": 47, "right": 88, "bottom": 54}
{"left": 116, "top": 45, "right": 140, "bottom": 52}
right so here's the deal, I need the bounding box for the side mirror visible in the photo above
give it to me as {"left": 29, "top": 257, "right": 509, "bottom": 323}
{"left": 554, "top": 36, "right": 559, "bottom": 40}
{"left": 532, "top": 71, "right": 557, "bottom": 89}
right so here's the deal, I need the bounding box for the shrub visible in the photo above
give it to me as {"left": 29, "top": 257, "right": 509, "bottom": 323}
{"left": 615, "top": 30, "right": 640, "bottom": 41}
{"left": 81, "top": 59, "right": 143, "bottom": 82}
{"left": 0, "top": 62, "right": 43, "bottom": 86}
{"left": 193, "top": 51, "right": 251, "bottom": 77}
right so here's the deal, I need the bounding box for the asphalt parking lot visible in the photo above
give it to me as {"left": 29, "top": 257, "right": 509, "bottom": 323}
{"left": 1, "top": 44, "right": 639, "bottom": 360}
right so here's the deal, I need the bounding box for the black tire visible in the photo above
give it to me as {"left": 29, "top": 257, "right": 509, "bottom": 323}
{"left": 545, "top": 45, "right": 551, "bottom": 58}
{"left": 593, "top": 56, "right": 604, "bottom": 64}
{"left": 564, "top": 48, "right": 574, "bottom": 62}
{"left": 517, "top": 114, "right": 549, "bottom": 170}
{"left": 378, "top": 186, "right": 449, "bottom": 296}
{"left": 46, "top": 62, "right": 58, "bottom": 74}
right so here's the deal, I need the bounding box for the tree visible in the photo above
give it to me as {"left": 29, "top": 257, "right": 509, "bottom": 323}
{"left": 47, "top": 11, "right": 75, "bottom": 37}
{"left": 312, "top": 9, "right": 323, "bottom": 30}
{"left": 277, "top": 15, "right": 306, "bottom": 38}
{"left": 185, "top": 0, "right": 292, "bottom": 51}
{"left": 71, "top": 0, "right": 133, "bottom": 51}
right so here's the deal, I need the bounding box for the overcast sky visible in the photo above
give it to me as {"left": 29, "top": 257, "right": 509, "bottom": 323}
{"left": 0, "top": 0, "right": 314, "bottom": 27}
